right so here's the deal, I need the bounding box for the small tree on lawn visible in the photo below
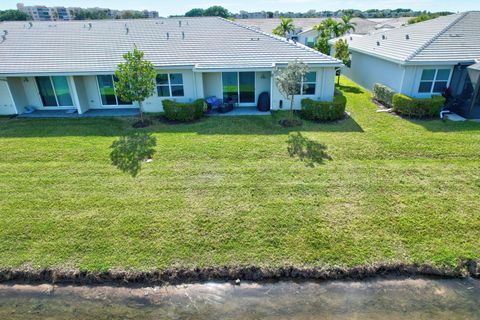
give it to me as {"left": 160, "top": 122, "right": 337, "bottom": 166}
{"left": 334, "top": 39, "right": 351, "bottom": 85}
{"left": 114, "top": 47, "right": 156, "bottom": 126}
{"left": 274, "top": 60, "right": 308, "bottom": 121}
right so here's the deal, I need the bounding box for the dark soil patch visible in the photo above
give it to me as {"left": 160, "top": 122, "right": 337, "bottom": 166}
{"left": 279, "top": 119, "right": 303, "bottom": 128}
{"left": 132, "top": 119, "right": 153, "bottom": 128}
{"left": 156, "top": 116, "right": 205, "bottom": 125}
{"left": 0, "top": 261, "right": 478, "bottom": 286}
{"left": 371, "top": 98, "right": 392, "bottom": 110}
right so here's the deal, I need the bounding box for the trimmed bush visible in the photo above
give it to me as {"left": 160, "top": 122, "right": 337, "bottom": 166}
{"left": 373, "top": 83, "right": 396, "bottom": 108}
{"left": 163, "top": 99, "right": 206, "bottom": 122}
{"left": 392, "top": 94, "right": 445, "bottom": 118}
{"left": 300, "top": 95, "right": 347, "bottom": 122}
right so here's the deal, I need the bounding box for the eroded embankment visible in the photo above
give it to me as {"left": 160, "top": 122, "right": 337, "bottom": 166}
{"left": 0, "top": 260, "right": 478, "bottom": 285}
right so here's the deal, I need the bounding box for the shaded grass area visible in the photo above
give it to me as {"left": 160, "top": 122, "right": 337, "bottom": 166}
{"left": 0, "top": 77, "right": 479, "bottom": 272}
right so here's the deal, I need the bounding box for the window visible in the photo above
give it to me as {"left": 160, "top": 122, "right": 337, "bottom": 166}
{"left": 302, "top": 72, "right": 316, "bottom": 95}
{"left": 222, "top": 72, "right": 256, "bottom": 103}
{"left": 305, "top": 37, "right": 316, "bottom": 48}
{"left": 418, "top": 69, "right": 451, "bottom": 94}
{"left": 97, "top": 75, "right": 131, "bottom": 106}
{"left": 35, "top": 76, "right": 73, "bottom": 107}
{"left": 156, "top": 73, "right": 184, "bottom": 97}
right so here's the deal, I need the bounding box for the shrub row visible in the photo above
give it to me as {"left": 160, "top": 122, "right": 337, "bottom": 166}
{"left": 300, "top": 95, "right": 347, "bottom": 122}
{"left": 373, "top": 83, "right": 396, "bottom": 108}
{"left": 162, "top": 99, "right": 206, "bottom": 122}
{"left": 392, "top": 94, "right": 445, "bottom": 118}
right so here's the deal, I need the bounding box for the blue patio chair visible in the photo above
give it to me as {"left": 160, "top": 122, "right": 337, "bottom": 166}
{"left": 205, "top": 96, "right": 223, "bottom": 112}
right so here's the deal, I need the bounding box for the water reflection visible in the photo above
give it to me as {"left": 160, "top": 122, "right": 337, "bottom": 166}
{"left": 0, "top": 278, "right": 479, "bottom": 319}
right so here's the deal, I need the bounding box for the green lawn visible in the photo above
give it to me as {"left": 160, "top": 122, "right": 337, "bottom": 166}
{"left": 1, "top": 77, "right": 479, "bottom": 272}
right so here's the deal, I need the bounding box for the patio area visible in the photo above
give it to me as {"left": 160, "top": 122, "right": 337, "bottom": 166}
{"left": 207, "top": 107, "right": 271, "bottom": 117}
{"left": 17, "top": 109, "right": 139, "bottom": 119}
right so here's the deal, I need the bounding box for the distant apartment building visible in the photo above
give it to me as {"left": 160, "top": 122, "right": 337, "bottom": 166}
{"left": 16, "top": 3, "right": 159, "bottom": 21}
{"left": 143, "top": 10, "right": 159, "bottom": 19}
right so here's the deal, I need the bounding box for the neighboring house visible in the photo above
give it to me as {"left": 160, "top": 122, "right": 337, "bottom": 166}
{"left": 367, "top": 17, "right": 410, "bottom": 32}
{"left": 295, "top": 17, "right": 410, "bottom": 48}
{"left": 297, "top": 19, "right": 379, "bottom": 48}
{"left": 237, "top": 18, "right": 379, "bottom": 47}
{"left": 0, "top": 17, "right": 341, "bottom": 116}
{"left": 331, "top": 12, "right": 480, "bottom": 118}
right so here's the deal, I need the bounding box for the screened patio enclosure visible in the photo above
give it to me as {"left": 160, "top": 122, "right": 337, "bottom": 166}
{"left": 448, "top": 63, "right": 480, "bottom": 118}
{"left": 467, "top": 63, "right": 480, "bottom": 116}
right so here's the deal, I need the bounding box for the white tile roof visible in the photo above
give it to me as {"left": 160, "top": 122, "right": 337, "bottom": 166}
{"left": 346, "top": 12, "right": 480, "bottom": 64}
{"left": 0, "top": 17, "right": 340, "bottom": 75}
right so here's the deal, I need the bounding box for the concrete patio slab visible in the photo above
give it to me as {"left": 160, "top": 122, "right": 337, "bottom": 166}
{"left": 17, "top": 109, "right": 139, "bottom": 119}
{"left": 207, "top": 107, "right": 271, "bottom": 116}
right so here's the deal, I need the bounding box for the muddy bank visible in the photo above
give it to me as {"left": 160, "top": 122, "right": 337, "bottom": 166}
{"left": 2, "top": 278, "right": 480, "bottom": 319}
{"left": 0, "top": 260, "right": 479, "bottom": 285}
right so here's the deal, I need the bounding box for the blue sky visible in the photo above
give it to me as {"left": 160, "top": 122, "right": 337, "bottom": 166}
{"left": 2, "top": 0, "right": 479, "bottom": 16}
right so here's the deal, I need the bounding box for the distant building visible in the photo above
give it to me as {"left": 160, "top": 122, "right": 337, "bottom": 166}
{"left": 143, "top": 10, "right": 159, "bottom": 19}
{"left": 16, "top": 3, "right": 159, "bottom": 21}
{"left": 17, "top": 3, "right": 54, "bottom": 21}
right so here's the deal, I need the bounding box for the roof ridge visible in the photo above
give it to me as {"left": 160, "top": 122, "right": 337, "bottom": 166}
{"left": 217, "top": 17, "right": 341, "bottom": 64}
{"left": 406, "top": 12, "right": 468, "bottom": 61}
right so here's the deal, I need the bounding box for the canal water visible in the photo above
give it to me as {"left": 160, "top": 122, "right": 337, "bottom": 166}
{"left": 0, "top": 277, "right": 479, "bottom": 319}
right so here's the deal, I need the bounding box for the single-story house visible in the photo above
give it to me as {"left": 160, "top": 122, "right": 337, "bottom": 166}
{"left": 0, "top": 17, "right": 341, "bottom": 116}
{"left": 330, "top": 11, "right": 480, "bottom": 118}
{"left": 297, "top": 17, "right": 409, "bottom": 48}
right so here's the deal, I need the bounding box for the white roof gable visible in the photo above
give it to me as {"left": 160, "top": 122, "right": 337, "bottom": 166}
{"left": 0, "top": 17, "right": 340, "bottom": 75}
{"left": 346, "top": 12, "right": 480, "bottom": 65}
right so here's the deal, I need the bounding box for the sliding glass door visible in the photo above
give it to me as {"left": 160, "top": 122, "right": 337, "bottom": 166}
{"left": 222, "top": 72, "right": 255, "bottom": 105}
{"left": 239, "top": 72, "right": 255, "bottom": 103}
{"left": 35, "top": 76, "right": 74, "bottom": 107}
{"left": 97, "top": 75, "right": 132, "bottom": 106}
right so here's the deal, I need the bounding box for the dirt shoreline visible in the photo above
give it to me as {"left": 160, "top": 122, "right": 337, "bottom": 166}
{"left": 0, "top": 261, "right": 478, "bottom": 286}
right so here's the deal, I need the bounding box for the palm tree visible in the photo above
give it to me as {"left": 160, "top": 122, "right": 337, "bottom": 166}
{"left": 273, "top": 17, "right": 295, "bottom": 37}
{"left": 314, "top": 17, "right": 341, "bottom": 38}
{"left": 340, "top": 15, "right": 357, "bottom": 35}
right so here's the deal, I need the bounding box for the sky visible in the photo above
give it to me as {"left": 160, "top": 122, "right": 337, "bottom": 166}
{"left": 1, "top": 0, "right": 479, "bottom": 16}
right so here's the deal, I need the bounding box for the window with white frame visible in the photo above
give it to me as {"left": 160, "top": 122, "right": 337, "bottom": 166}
{"left": 418, "top": 69, "right": 451, "bottom": 94}
{"left": 97, "top": 75, "right": 131, "bottom": 106}
{"left": 156, "top": 73, "right": 184, "bottom": 97}
{"left": 302, "top": 72, "right": 316, "bottom": 95}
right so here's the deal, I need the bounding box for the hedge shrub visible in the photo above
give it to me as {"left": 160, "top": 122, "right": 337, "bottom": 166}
{"left": 300, "top": 95, "right": 347, "bottom": 122}
{"left": 373, "top": 83, "right": 396, "bottom": 108}
{"left": 163, "top": 99, "right": 206, "bottom": 122}
{"left": 392, "top": 94, "right": 445, "bottom": 118}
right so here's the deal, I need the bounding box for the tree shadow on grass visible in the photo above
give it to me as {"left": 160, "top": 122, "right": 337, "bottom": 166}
{"left": 337, "top": 84, "right": 364, "bottom": 95}
{"left": 287, "top": 132, "right": 332, "bottom": 167}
